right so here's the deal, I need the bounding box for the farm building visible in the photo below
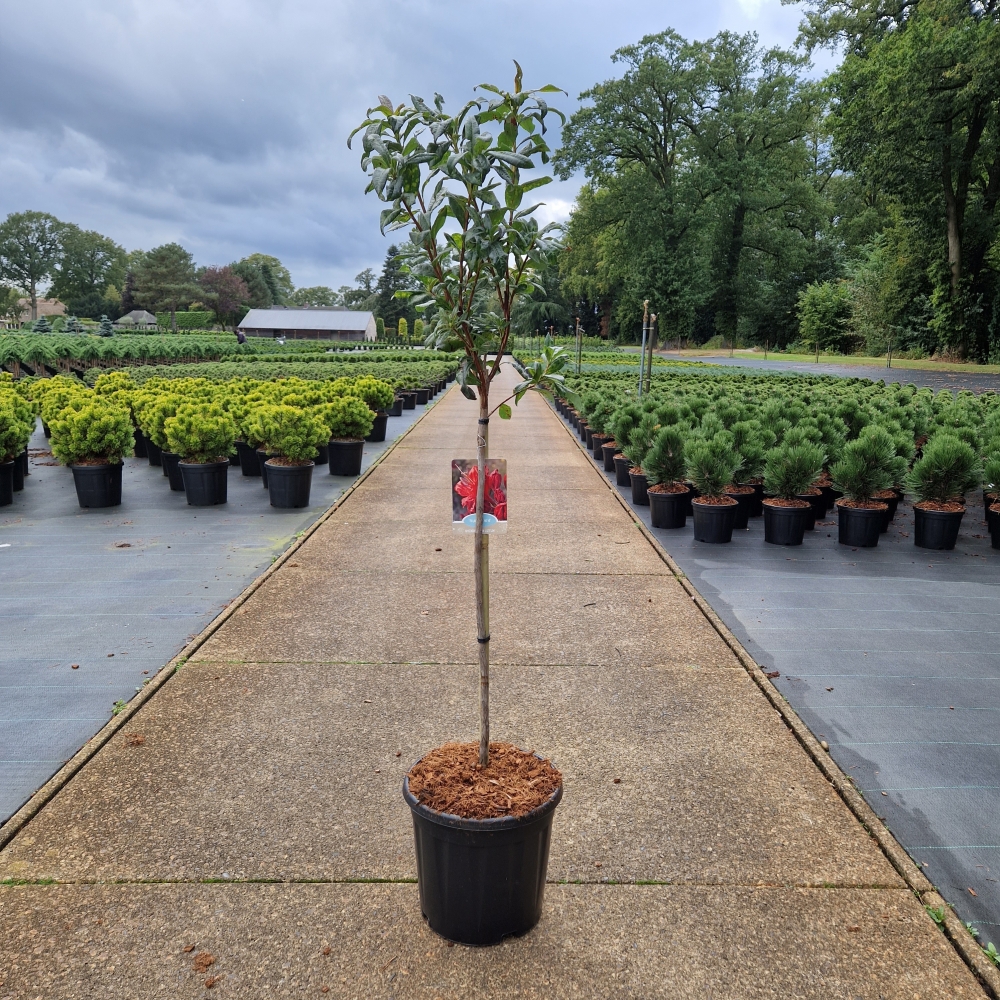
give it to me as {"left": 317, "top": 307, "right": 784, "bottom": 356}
{"left": 237, "top": 306, "right": 376, "bottom": 341}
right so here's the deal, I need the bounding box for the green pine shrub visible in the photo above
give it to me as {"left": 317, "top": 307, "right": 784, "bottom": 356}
{"left": 830, "top": 426, "right": 900, "bottom": 502}
{"left": 984, "top": 455, "right": 1000, "bottom": 491}
{"left": 622, "top": 412, "right": 660, "bottom": 470}
{"left": 686, "top": 432, "right": 739, "bottom": 499}
{"left": 50, "top": 396, "right": 133, "bottom": 465}
{"left": 164, "top": 402, "right": 236, "bottom": 463}
{"left": 644, "top": 426, "right": 686, "bottom": 487}
{"left": 345, "top": 375, "right": 395, "bottom": 412}
{"left": 763, "top": 442, "right": 825, "bottom": 499}
{"left": 906, "top": 433, "right": 980, "bottom": 504}
{"left": 251, "top": 405, "right": 329, "bottom": 463}
{"left": 318, "top": 395, "right": 375, "bottom": 441}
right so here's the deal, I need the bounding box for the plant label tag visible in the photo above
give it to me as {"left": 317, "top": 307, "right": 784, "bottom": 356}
{"left": 452, "top": 459, "right": 507, "bottom": 533}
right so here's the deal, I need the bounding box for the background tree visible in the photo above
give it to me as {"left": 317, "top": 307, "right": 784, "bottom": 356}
{"left": 289, "top": 285, "right": 336, "bottom": 307}
{"left": 240, "top": 253, "right": 293, "bottom": 303}
{"left": 198, "top": 265, "right": 251, "bottom": 329}
{"left": 375, "top": 245, "right": 416, "bottom": 327}
{"left": 0, "top": 285, "right": 24, "bottom": 327}
{"left": 0, "top": 211, "right": 64, "bottom": 321}
{"left": 51, "top": 225, "right": 127, "bottom": 319}
{"left": 336, "top": 268, "right": 378, "bottom": 310}
{"left": 229, "top": 258, "right": 274, "bottom": 308}
{"left": 133, "top": 243, "right": 199, "bottom": 330}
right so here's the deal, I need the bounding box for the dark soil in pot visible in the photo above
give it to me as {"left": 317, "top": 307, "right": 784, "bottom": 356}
{"left": 649, "top": 483, "right": 689, "bottom": 529}
{"left": 180, "top": 460, "right": 229, "bottom": 506}
{"left": 601, "top": 441, "right": 618, "bottom": 472}
{"left": 763, "top": 499, "right": 811, "bottom": 546}
{"left": 914, "top": 501, "right": 964, "bottom": 550}
{"left": 0, "top": 460, "right": 13, "bottom": 507}
{"left": 146, "top": 440, "right": 162, "bottom": 467}
{"left": 725, "top": 485, "right": 755, "bottom": 529}
{"left": 388, "top": 397, "right": 404, "bottom": 417}
{"left": 404, "top": 742, "right": 562, "bottom": 946}
{"left": 266, "top": 459, "right": 314, "bottom": 508}
{"left": 613, "top": 454, "right": 631, "bottom": 487}
{"left": 133, "top": 428, "right": 148, "bottom": 459}
{"left": 366, "top": 412, "right": 389, "bottom": 443}
{"left": 630, "top": 469, "right": 649, "bottom": 506}
{"left": 160, "top": 451, "right": 185, "bottom": 491}
{"left": 692, "top": 496, "right": 737, "bottom": 543}
{"left": 836, "top": 499, "right": 887, "bottom": 547}
{"left": 236, "top": 440, "right": 261, "bottom": 476}
{"left": 70, "top": 461, "right": 123, "bottom": 508}
{"left": 873, "top": 489, "right": 900, "bottom": 532}
{"left": 329, "top": 438, "right": 364, "bottom": 477}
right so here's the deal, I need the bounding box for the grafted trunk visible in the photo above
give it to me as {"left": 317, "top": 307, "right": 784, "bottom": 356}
{"left": 475, "top": 390, "right": 490, "bottom": 767}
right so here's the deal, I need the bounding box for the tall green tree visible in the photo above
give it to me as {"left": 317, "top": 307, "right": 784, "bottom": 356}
{"left": 0, "top": 211, "right": 64, "bottom": 321}
{"left": 51, "top": 225, "right": 127, "bottom": 319}
{"left": 240, "top": 253, "right": 292, "bottom": 304}
{"left": 289, "top": 285, "right": 336, "bottom": 307}
{"left": 133, "top": 243, "right": 199, "bottom": 330}
{"left": 375, "top": 245, "right": 416, "bottom": 327}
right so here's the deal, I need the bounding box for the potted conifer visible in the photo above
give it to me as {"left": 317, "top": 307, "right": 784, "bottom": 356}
{"left": 0, "top": 393, "right": 33, "bottom": 507}
{"left": 50, "top": 395, "right": 133, "bottom": 508}
{"left": 686, "top": 432, "right": 740, "bottom": 543}
{"left": 352, "top": 69, "right": 571, "bottom": 945}
{"left": 762, "top": 442, "right": 825, "bottom": 546}
{"left": 255, "top": 404, "right": 329, "bottom": 508}
{"left": 321, "top": 396, "right": 375, "bottom": 476}
{"left": 609, "top": 404, "right": 641, "bottom": 486}
{"left": 645, "top": 425, "right": 688, "bottom": 529}
{"left": 830, "top": 427, "right": 901, "bottom": 548}
{"left": 164, "top": 402, "right": 235, "bottom": 506}
{"left": 625, "top": 412, "right": 660, "bottom": 506}
{"left": 906, "top": 433, "right": 980, "bottom": 550}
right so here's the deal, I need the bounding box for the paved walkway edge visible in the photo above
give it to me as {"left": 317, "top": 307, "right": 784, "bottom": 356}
{"left": 548, "top": 397, "right": 1000, "bottom": 998}
{"left": 0, "top": 390, "right": 449, "bottom": 855}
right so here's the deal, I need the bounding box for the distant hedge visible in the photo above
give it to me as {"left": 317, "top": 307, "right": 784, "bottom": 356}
{"left": 155, "top": 311, "right": 216, "bottom": 330}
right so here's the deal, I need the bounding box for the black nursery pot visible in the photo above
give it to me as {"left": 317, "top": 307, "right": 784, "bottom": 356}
{"left": 388, "top": 397, "right": 404, "bottom": 417}
{"left": 266, "top": 460, "right": 314, "bottom": 508}
{"left": 160, "top": 451, "right": 186, "bottom": 491}
{"left": 649, "top": 486, "right": 689, "bottom": 529}
{"left": 146, "top": 440, "right": 162, "bottom": 467}
{"left": 70, "top": 462, "right": 123, "bottom": 509}
{"left": 366, "top": 412, "right": 389, "bottom": 443}
{"left": 836, "top": 501, "right": 887, "bottom": 548}
{"left": 0, "top": 460, "right": 13, "bottom": 507}
{"left": 763, "top": 501, "right": 811, "bottom": 546}
{"left": 591, "top": 432, "right": 609, "bottom": 458}
{"left": 179, "top": 460, "right": 229, "bottom": 506}
{"left": 314, "top": 443, "right": 329, "bottom": 466}
{"left": 989, "top": 504, "right": 1000, "bottom": 550}
{"left": 401, "top": 391, "right": 417, "bottom": 410}
{"left": 415, "top": 387, "right": 430, "bottom": 405}
{"left": 403, "top": 777, "right": 562, "bottom": 946}
{"left": 19, "top": 449, "right": 29, "bottom": 478}
{"left": 12, "top": 455, "right": 24, "bottom": 492}
{"left": 257, "top": 449, "right": 271, "bottom": 487}
{"left": 630, "top": 470, "right": 649, "bottom": 506}
{"left": 133, "top": 428, "right": 148, "bottom": 458}
{"left": 726, "top": 488, "right": 755, "bottom": 529}
{"left": 236, "top": 440, "right": 261, "bottom": 476}
{"left": 914, "top": 505, "right": 964, "bottom": 550}
{"left": 329, "top": 438, "right": 364, "bottom": 477}
{"left": 601, "top": 441, "right": 618, "bottom": 473}
{"left": 584, "top": 426, "right": 595, "bottom": 450}
{"left": 613, "top": 454, "right": 631, "bottom": 487}
{"left": 876, "top": 492, "right": 900, "bottom": 533}
{"left": 692, "top": 498, "right": 737, "bottom": 543}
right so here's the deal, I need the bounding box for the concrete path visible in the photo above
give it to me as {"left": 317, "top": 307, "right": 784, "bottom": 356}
{"left": 0, "top": 401, "right": 432, "bottom": 823}
{"left": 0, "top": 367, "right": 990, "bottom": 997}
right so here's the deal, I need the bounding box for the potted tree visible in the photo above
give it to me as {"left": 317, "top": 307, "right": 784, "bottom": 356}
{"left": 984, "top": 456, "right": 1000, "bottom": 547}
{"left": 321, "top": 396, "right": 375, "bottom": 477}
{"left": 905, "top": 433, "right": 980, "bottom": 550}
{"left": 256, "top": 404, "right": 329, "bottom": 508}
{"left": 609, "top": 404, "right": 641, "bottom": 486}
{"left": 686, "top": 432, "right": 740, "bottom": 543}
{"left": 625, "top": 412, "right": 660, "bottom": 506}
{"left": 0, "top": 393, "right": 33, "bottom": 507}
{"left": 49, "top": 395, "right": 133, "bottom": 508}
{"left": 352, "top": 69, "right": 571, "bottom": 945}
{"left": 351, "top": 376, "right": 396, "bottom": 443}
{"left": 164, "top": 402, "right": 235, "bottom": 506}
{"left": 762, "top": 442, "right": 825, "bottom": 546}
{"left": 730, "top": 420, "right": 773, "bottom": 520}
{"left": 645, "top": 425, "right": 689, "bottom": 529}
{"left": 145, "top": 394, "right": 186, "bottom": 491}
{"left": 830, "top": 426, "right": 900, "bottom": 548}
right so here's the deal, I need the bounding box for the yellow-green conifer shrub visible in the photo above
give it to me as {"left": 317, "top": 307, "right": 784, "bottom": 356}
{"left": 49, "top": 396, "right": 133, "bottom": 466}
{"left": 317, "top": 395, "right": 375, "bottom": 442}
{"left": 164, "top": 402, "right": 235, "bottom": 463}
{"left": 252, "top": 404, "right": 329, "bottom": 464}
{"left": 398, "top": 317, "right": 408, "bottom": 343}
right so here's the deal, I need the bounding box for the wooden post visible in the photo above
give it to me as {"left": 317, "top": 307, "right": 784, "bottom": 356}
{"left": 637, "top": 300, "right": 649, "bottom": 399}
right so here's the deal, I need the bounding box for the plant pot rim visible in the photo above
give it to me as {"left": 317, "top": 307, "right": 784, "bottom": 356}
{"left": 692, "top": 496, "right": 737, "bottom": 507}
{"left": 914, "top": 500, "right": 965, "bottom": 513}
{"left": 402, "top": 774, "right": 562, "bottom": 832}
{"left": 648, "top": 482, "right": 689, "bottom": 495}
{"left": 329, "top": 437, "right": 364, "bottom": 444}
{"left": 178, "top": 458, "right": 230, "bottom": 468}
{"left": 763, "top": 497, "right": 810, "bottom": 509}
{"left": 69, "top": 459, "right": 123, "bottom": 468}
{"left": 265, "top": 458, "right": 315, "bottom": 469}
{"left": 835, "top": 499, "right": 888, "bottom": 511}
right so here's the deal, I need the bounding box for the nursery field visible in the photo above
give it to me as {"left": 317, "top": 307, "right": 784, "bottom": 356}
{"left": 0, "top": 380, "right": 447, "bottom": 822}
{"left": 553, "top": 363, "right": 1000, "bottom": 937}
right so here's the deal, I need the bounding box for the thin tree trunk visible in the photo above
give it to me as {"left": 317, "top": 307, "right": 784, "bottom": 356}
{"left": 475, "top": 388, "right": 490, "bottom": 767}
{"left": 30, "top": 281, "right": 37, "bottom": 322}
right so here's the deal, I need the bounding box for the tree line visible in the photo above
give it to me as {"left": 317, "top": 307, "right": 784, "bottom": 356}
{"left": 546, "top": 0, "right": 1000, "bottom": 361}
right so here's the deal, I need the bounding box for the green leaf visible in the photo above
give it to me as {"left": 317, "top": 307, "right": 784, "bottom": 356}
{"left": 461, "top": 385, "right": 477, "bottom": 400}
{"left": 498, "top": 403, "right": 512, "bottom": 420}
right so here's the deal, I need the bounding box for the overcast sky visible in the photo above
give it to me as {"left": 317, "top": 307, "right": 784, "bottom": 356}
{"left": 0, "top": 0, "right": 831, "bottom": 292}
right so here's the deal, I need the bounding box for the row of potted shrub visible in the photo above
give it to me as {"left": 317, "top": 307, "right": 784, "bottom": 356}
{"left": 555, "top": 368, "right": 999, "bottom": 552}
{"left": 0, "top": 379, "right": 35, "bottom": 507}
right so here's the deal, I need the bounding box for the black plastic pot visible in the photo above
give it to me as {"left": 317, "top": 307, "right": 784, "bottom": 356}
{"left": 229, "top": 450, "right": 241, "bottom": 467}
{"left": 366, "top": 412, "right": 389, "bottom": 443}
{"left": 602, "top": 441, "right": 618, "bottom": 473}
{"left": 578, "top": 421, "right": 589, "bottom": 443}
{"left": 821, "top": 485, "right": 843, "bottom": 511}
{"left": 0, "top": 460, "right": 13, "bottom": 507}
{"left": 146, "top": 440, "right": 162, "bottom": 467}
{"left": 236, "top": 440, "right": 261, "bottom": 477}
{"left": 914, "top": 505, "right": 963, "bottom": 550}
{"left": 726, "top": 488, "right": 755, "bottom": 529}
{"left": 70, "top": 462, "right": 123, "bottom": 508}
{"left": 684, "top": 483, "right": 700, "bottom": 517}
{"left": 591, "top": 432, "right": 610, "bottom": 458}
{"left": 875, "top": 492, "right": 900, "bottom": 533}
{"left": 988, "top": 504, "right": 1000, "bottom": 549}
{"left": 763, "top": 501, "right": 811, "bottom": 546}
{"left": 613, "top": 454, "right": 631, "bottom": 487}
{"left": 388, "top": 398, "right": 404, "bottom": 417}
{"left": 585, "top": 426, "right": 595, "bottom": 450}
{"left": 797, "top": 492, "right": 822, "bottom": 531}
{"left": 741, "top": 482, "right": 764, "bottom": 518}
{"left": 18, "top": 449, "right": 29, "bottom": 479}
{"left": 692, "top": 498, "right": 737, "bottom": 543}
{"left": 266, "top": 460, "right": 314, "bottom": 508}
{"left": 257, "top": 449, "right": 271, "bottom": 487}
{"left": 12, "top": 455, "right": 23, "bottom": 492}
{"left": 161, "top": 451, "right": 186, "bottom": 491}
{"left": 416, "top": 387, "right": 430, "bottom": 405}
{"left": 630, "top": 470, "right": 649, "bottom": 506}
{"left": 179, "top": 460, "right": 229, "bottom": 506}
{"left": 403, "top": 776, "right": 562, "bottom": 945}
{"left": 133, "top": 428, "right": 148, "bottom": 458}
{"left": 401, "top": 391, "right": 417, "bottom": 410}
{"left": 329, "top": 438, "right": 364, "bottom": 477}
{"left": 314, "top": 443, "right": 329, "bottom": 466}
{"left": 649, "top": 486, "right": 689, "bottom": 529}
{"left": 837, "top": 501, "right": 886, "bottom": 547}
